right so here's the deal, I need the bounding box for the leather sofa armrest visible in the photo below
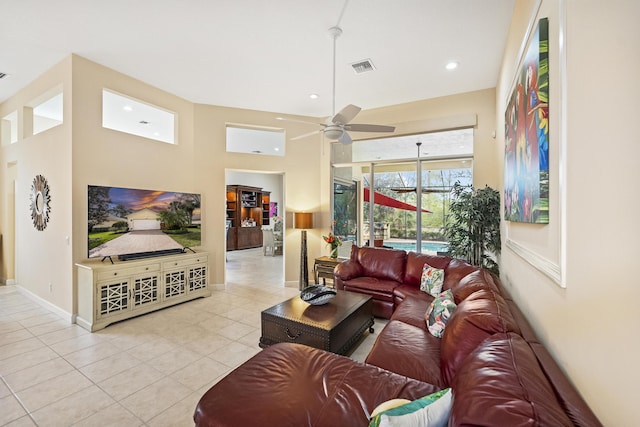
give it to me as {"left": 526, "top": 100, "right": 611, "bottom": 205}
{"left": 334, "top": 260, "right": 362, "bottom": 281}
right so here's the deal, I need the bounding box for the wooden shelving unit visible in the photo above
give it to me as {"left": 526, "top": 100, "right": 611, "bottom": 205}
{"left": 226, "top": 185, "right": 270, "bottom": 251}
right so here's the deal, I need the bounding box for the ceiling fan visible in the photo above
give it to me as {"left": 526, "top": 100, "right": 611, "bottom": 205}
{"left": 278, "top": 26, "right": 395, "bottom": 144}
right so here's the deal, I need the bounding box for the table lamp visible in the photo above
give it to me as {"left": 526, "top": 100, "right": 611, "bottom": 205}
{"left": 295, "top": 212, "right": 313, "bottom": 290}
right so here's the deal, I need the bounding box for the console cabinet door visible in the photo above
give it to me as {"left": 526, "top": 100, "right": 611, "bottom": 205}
{"left": 163, "top": 268, "right": 187, "bottom": 301}
{"left": 187, "top": 263, "right": 207, "bottom": 294}
{"left": 96, "top": 279, "right": 130, "bottom": 319}
{"left": 131, "top": 273, "right": 160, "bottom": 310}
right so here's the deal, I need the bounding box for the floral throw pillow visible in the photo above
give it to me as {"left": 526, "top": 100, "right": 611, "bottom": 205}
{"left": 369, "top": 388, "right": 452, "bottom": 427}
{"left": 425, "top": 289, "right": 456, "bottom": 338}
{"left": 420, "top": 263, "right": 445, "bottom": 297}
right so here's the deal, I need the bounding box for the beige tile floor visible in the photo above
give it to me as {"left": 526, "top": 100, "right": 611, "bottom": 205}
{"left": 0, "top": 248, "right": 383, "bottom": 426}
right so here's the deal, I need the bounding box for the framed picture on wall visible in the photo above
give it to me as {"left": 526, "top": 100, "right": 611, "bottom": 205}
{"left": 504, "top": 17, "right": 550, "bottom": 224}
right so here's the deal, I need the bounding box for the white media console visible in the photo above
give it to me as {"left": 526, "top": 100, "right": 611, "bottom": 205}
{"left": 76, "top": 251, "right": 209, "bottom": 332}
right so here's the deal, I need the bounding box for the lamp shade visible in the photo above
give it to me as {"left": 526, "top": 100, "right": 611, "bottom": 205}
{"left": 294, "top": 212, "right": 313, "bottom": 229}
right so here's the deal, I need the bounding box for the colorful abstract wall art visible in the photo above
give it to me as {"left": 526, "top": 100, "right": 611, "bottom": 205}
{"left": 504, "top": 17, "right": 549, "bottom": 223}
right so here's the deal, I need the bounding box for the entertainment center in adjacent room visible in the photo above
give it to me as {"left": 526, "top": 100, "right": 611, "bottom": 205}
{"left": 226, "top": 185, "right": 270, "bottom": 251}
{"left": 75, "top": 251, "right": 209, "bottom": 332}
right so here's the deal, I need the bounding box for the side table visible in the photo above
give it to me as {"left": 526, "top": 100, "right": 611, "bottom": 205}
{"left": 314, "top": 256, "right": 343, "bottom": 287}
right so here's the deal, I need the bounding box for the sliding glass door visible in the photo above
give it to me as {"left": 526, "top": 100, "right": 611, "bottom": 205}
{"left": 332, "top": 128, "right": 474, "bottom": 254}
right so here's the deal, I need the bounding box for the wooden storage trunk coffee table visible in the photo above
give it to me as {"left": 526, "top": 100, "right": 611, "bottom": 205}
{"left": 259, "top": 290, "right": 374, "bottom": 355}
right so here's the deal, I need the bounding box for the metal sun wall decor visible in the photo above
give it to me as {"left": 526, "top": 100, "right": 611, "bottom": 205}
{"left": 29, "top": 174, "right": 51, "bottom": 230}
{"left": 504, "top": 17, "right": 550, "bottom": 224}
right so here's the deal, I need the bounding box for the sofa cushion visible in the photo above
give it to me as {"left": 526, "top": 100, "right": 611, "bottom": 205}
{"left": 194, "top": 343, "right": 440, "bottom": 427}
{"left": 393, "top": 284, "right": 431, "bottom": 309}
{"left": 425, "top": 289, "right": 456, "bottom": 338}
{"left": 439, "top": 288, "right": 520, "bottom": 386}
{"left": 442, "top": 258, "right": 477, "bottom": 290}
{"left": 420, "top": 264, "right": 445, "bottom": 297}
{"left": 365, "top": 320, "right": 444, "bottom": 387}
{"left": 403, "top": 252, "right": 451, "bottom": 288}
{"left": 341, "top": 277, "right": 399, "bottom": 302}
{"left": 528, "top": 342, "right": 603, "bottom": 426}
{"left": 449, "top": 269, "right": 501, "bottom": 301}
{"left": 390, "top": 294, "right": 432, "bottom": 330}
{"left": 450, "top": 333, "right": 574, "bottom": 426}
{"left": 355, "top": 246, "right": 407, "bottom": 283}
{"left": 369, "top": 388, "right": 452, "bottom": 427}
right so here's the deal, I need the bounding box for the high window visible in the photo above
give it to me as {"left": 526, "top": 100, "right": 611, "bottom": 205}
{"left": 225, "top": 125, "right": 285, "bottom": 156}
{"left": 32, "top": 92, "right": 63, "bottom": 135}
{"left": 102, "top": 89, "right": 176, "bottom": 144}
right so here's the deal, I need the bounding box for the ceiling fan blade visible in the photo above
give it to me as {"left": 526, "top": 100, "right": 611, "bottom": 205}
{"left": 290, "top": 130, "right": 321, "bottom": 141}
{"left": 345, "top": 123, "right": 396, "bottom": 133}
{"left": 338, "top": 131, "right": 352, "bottom": 145}
{"left": 332, "top": 104, "right": 361, "bottom": 125}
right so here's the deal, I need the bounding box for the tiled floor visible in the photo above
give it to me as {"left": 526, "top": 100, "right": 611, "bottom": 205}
{"left": 0, "top": 248, "right": 383, "bottom": 426}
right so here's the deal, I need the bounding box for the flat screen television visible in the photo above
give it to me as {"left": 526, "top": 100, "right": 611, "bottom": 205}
{"left": 88, "top": 185, "right": 201, "bottom": 261}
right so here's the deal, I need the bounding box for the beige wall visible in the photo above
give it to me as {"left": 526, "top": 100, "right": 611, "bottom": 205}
{"left": 0, "top": 56, "right": 74, "bottom": 314}
{"left": 193, "top": 103, "right": 327, "bottom": 285}
{"left": 497, "top": 1, "right": 640, "bottom": 425}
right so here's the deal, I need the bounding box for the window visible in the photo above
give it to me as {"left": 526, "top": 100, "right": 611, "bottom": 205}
{"left": 102, "top": 89, "right": 176, "bottom": 144}
{"left": 332, "top": 128, "right": 473, "bottom": 253}
{"left": 32, "top": 93, "right": 63, "bottom": 135}
{"left": 1, "top": 111, "right": 18, "bottom": 145}
{"left": 226, "top": 125, "right": 285, "bottom": 156}
{"left": 352, "top": 128, "right": 473, "bottom": 162}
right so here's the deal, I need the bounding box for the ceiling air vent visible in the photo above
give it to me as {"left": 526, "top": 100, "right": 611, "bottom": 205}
{"left": 0, "top": 72, "right": 9, "bottom": 80}
{"left": 351, "top": 59, "right": 376, "bottom": 74}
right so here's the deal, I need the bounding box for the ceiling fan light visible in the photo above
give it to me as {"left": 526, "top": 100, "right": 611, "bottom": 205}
{"left": 324, "top": 127, "right": 343, "bottom": 140}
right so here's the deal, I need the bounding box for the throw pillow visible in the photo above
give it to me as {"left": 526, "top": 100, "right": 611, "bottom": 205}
{"left": 425, "top": 289, "right": 456, "bottom": 338}
{"left": 369, "top": 388, "right": 452, "bottom": 427}
{"left": 420, "top": 264, "right": 445, "bottom": 297}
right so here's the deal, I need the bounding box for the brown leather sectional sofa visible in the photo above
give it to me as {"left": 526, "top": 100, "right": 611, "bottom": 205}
{"left": 194, "top": 246, "right": 601, "bottom": 426}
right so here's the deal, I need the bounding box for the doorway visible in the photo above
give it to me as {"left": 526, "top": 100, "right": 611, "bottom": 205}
{"left": 225, "top": 170, "right": 285, "bottom": 287}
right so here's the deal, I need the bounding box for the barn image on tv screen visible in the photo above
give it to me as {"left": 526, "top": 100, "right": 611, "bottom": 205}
{"left": 88, "top": 185, "right": 201, "bottom": 260}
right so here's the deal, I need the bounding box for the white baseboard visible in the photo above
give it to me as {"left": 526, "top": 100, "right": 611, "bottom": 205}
{"left": 14, "top": 285, "right": 75, "bottom": 324}
{"left": 285, "top": 280, "right": 301, "bottom": 289}
{"left": 74, "top": 316, "right": 92, "bottom": 331}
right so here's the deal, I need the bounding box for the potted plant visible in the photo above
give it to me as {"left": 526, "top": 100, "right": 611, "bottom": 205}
{"left": 323, "top": 221, "right": 343, "bottom": 259}
{"left": 444, "top": 182, "right": 501, "bottom": 275}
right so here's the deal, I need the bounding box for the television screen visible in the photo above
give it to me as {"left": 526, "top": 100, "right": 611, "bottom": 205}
{"left": 88, "top": 185, "right": 201, "bottom": 260}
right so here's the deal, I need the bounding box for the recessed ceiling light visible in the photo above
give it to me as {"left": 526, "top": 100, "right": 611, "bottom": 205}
{"left": 309, "top": 93, "right": 319, "bottom": 99}
{"left": 123, "top": 105, "right": 133, "bottom": 111}
{"left": 274, "top": 147, "right": 280, "bottom": 151}
{"left": 445, "top": 61, "right": 459, "bottom": 71}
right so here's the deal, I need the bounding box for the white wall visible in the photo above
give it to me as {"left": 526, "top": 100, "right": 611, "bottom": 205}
{"left": 497, "top": 1, "right": 640, "bottom": 425}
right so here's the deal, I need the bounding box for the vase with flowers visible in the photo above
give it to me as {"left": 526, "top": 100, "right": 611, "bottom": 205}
{"left": 323, "top": 222, "right": 343, "bottom": 259}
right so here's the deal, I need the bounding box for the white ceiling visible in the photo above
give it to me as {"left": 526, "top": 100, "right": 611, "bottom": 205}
{"left": 0, "top": 0, "right": 515, "bottom": 119}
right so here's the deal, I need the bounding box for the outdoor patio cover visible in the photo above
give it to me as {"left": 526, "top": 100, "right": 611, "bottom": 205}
{"left": 364, "top": 187, "right": 431, "bottom": 213}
